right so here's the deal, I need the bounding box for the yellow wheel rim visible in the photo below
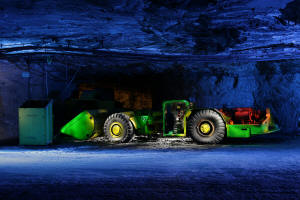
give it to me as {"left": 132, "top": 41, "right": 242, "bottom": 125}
{"left": 200, "top": 123, "right": 211, "bottom": 134}
{"left": 109, "top": 122, "right": 124, "bottom": 138}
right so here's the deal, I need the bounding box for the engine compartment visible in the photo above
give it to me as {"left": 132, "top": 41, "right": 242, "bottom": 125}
{"left": 219, "top": 108, "right": 267, "bottom": 125}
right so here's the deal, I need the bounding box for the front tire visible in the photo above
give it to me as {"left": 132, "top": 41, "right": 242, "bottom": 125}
{"left": 103, "top": 113, "right": 134, "bottom": 143}
{"left": 188, "top": 110, "right": 226, "bottom": 144}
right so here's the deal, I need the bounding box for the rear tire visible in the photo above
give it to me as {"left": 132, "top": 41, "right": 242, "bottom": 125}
{"left": 103, "top": 113, "right": 134, "bottom": 143}
{"left": 188, "top": 110, "right": 226, "bottom": 144}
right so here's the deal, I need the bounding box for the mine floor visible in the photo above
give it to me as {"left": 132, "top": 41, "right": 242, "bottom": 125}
{"left": 1, "top": 134, "right": 300, "bottom": 200}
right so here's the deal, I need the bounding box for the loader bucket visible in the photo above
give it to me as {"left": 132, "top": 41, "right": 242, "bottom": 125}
{"left": 60, "top": 111, "right": 94, "bottom": 140}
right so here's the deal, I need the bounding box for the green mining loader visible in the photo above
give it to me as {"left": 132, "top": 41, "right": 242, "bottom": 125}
{"left": 61, "top": 100, "right": 280, "bottom": 144}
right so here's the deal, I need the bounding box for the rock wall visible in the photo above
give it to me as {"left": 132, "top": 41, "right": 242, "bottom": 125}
{"left": 253, "top": 61, "right": 300, "bottom": 133}
{"left": 0, "top": 60, "right": 28, "bottom": 139}
{"left": 0, "top": 59, "right": 68, "bottom": 140}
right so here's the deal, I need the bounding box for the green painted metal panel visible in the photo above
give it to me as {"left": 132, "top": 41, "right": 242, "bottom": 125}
{"left": 249, "top": 124, "right": 268, "bottom": 135}
{"left": 227, "top": 125, "right": 251, "bottom": 138}
{"left": 60, "top": 111, "right": 94, "bottom": 140}
{"left": 227, "top": 123, "right": 278, "bottom": 138}
{"left": 19, "top": 100, "right": 53, "bottom": 145}
{"left": 122, "top": 111, "right": 163, "bottom": 136}
{"left": 134, "top": 115, "right": 150, "bottom": 134}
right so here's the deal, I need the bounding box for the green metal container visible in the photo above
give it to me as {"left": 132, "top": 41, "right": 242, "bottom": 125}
{"left": 19, "top": 100, "right": 53, "bottom": 145}
{"left": 60, "top": 111, "right": 94, "bottom": 140}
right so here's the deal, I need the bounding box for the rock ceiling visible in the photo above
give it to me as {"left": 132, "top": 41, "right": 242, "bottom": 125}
{"left": 0, "top": 0, "right": 299, "bottom": 64}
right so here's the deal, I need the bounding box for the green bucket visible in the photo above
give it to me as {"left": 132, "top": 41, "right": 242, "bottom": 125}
{"left": 60, "top": 111, "right": 94, "bottom": 140}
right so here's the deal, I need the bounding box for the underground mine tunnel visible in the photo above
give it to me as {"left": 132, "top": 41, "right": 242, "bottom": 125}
{"left": 0, "top": 0, "right": 300, "bottom": 199}
{"left": 0, "top": 54, "right": 299, "bottom": 141}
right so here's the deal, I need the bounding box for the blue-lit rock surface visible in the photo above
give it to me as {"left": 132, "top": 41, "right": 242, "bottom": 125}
{"left": 0, "top": 0, "right": 299, "bottom": 56}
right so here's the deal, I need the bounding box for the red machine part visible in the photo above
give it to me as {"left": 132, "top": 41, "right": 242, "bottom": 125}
{"left": 219, "top": 108, "right": 265, "bottom": 124}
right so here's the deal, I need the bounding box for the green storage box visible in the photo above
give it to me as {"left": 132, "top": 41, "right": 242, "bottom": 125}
{"left": 19, "top": 100, "right": 53, "bottom": 145}
{"left": 60, "top": 111, "right": 94, "bottom": 140}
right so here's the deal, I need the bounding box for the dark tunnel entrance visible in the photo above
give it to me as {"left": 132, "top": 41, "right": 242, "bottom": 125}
{"left": 71, "top": 63, "right": 191, "bottom": 111}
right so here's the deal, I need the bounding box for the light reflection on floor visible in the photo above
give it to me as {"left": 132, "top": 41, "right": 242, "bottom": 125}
{"left": 0, "top": 137, "right": 300, "bottom": 199}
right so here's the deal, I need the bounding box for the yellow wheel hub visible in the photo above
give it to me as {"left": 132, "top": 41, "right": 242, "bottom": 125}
{"left": 110, "top": 122, "right": 124, "bottom": 138}
{"left": 200, "top": 123, "right": 211, "bottom": 134}
{"left": 112, "top": 125, "right": 121, "bottom": 134}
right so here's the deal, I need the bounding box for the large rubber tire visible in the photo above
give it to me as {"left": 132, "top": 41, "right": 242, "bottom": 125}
{"left": 188, "top": 109, "right": 226, "bottom": 144}
{"left": 103, "top": 113, "right": 134, "bottom": 143}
